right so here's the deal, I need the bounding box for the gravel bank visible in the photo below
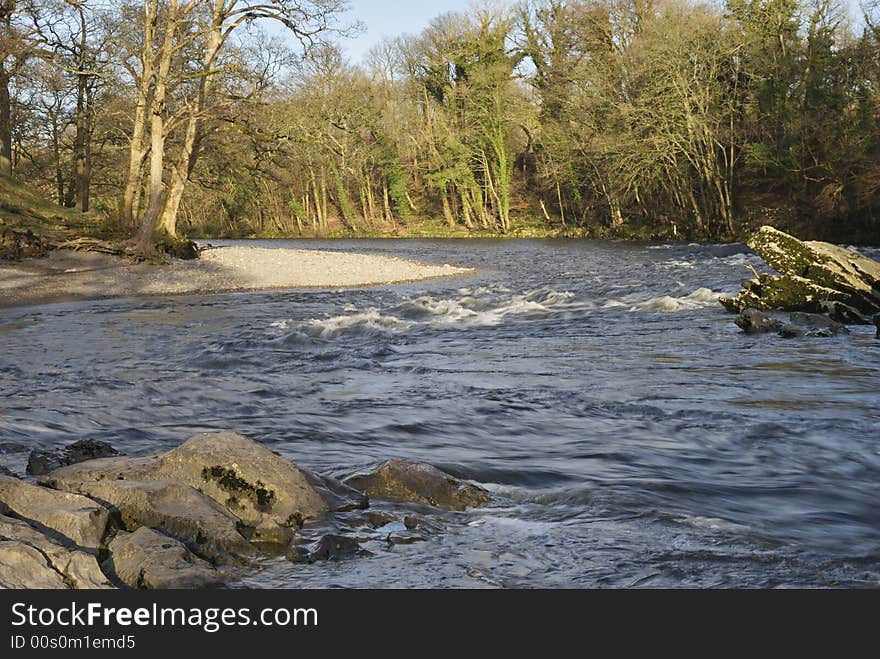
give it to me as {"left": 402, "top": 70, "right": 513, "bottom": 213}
{"left": 0, "top": 245, "right": 474, "bottom": 308}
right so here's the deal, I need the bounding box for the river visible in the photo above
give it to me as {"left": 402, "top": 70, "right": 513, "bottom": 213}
{"left": 2, "top": 239, "right": 879, "bottom": 588}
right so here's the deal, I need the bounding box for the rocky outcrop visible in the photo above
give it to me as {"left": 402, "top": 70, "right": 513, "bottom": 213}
{"left": 0, "top": 431, "right": 491, "bottom": 589}
{"left": 104, "top": 528, "right": 224, "bottom": 589}
{"left": 0, "top": 474, "right": 109, "bottom": 550}
{"left": 0, "top": 514, "right": 112, "bottom": 589}
{"left": 43, "top": 432, "right": 331, "bottom": 546}
{"left": 344, "top": 459, "right": 490, "bottom": 511}
{"left": 27, "top": 439, "right": 120, "bottom": 476}
{"left": 721, "top": 226, "right": 880, "bottom": 319}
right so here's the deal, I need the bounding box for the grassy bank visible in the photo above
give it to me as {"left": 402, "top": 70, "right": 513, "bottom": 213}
{"left": 0, "top": 176, "right": 115, "bottom": 258}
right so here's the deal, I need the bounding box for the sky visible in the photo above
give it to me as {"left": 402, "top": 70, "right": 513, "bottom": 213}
{"left": 340, "top": 1, "right": 474, "bottom": 63}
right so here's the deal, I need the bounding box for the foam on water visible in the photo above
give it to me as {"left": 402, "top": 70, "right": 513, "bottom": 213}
{"left": 602, "top": 287, "right": 726, "bottom": 312}
{"left": 273, "top": 288, "right": 589, "bottom": 339}
{"left": 270, "top": 284, "right": 728, "bottom": 342}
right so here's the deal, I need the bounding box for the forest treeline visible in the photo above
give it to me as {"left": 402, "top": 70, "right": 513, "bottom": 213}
{"left": 2, "top": 0, "right": 880, "bottom": 252}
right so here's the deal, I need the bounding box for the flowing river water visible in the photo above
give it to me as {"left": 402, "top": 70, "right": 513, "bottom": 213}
{"left": 2, "top": 239, "right": 879, "bottom": 588}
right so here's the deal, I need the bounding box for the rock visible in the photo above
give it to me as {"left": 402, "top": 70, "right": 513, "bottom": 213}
{"left": 788, "top": 312, "right": 848, "bottom": 335}
{"left": 777, "top": 323, "right": 805, "bottom": 338}
{"left": 0, "top": 514, "right": 112, "bottom": 589}
{"left": 0, "top": 541, "right": 68, "bottom": 588}
{"left": 875, "top": 314, "right": 880, "bottom": 339}
{"left": 49, "top": 478, "right": 253, "bottom": 565}
{"left": 307, "top": 534, "right": 371, "bottom": 562}
{"left": 41, "top": 431, "right": 332, "bottom": 544}
{"left": 27, "top": 439, "right": 120, "bottom": 476}
{"left": 0, "top": 227, "right": 47, "bottom": 261}
{"left": 721, "top": 274, "right": 849, "bottom": 313}
{"left": 721, "top": 226, "right": 880, "bottom": 315}
{"left": 403, "top": 515, "right": 443, "bottom": 532}
{"left": 104, "top": 528, "right": 224, "bottom": 589}
{"left": 39, "top": 455, "right": 160, "bottom": 485}
{"left": 736, "top": 308, "right": 849, "bottom": 338}
{"left": 749, "top": 226, "right": 880, "bottom": 312}
{"left": 155, "top": 232, "right": 199, "bottom": 260}
{"left": 0, "top": 474, "right": 109, "bottom": 550}
{"left": 813, "top": 300, "right": 872, "bottom": 324}
{"left": 344, "top": 459, "right": 490, "bottom": 511}
{"left": 386, "top": 531, "right": 427, "bottom": 545}
{"left": 735, "top": 308, "right": 782, "bottom": 333}
{"left": 154, "top": 431, "right": 328, "bottom": 532}
{"left": 303, "top": 471, "right": 369, "bottom": 513}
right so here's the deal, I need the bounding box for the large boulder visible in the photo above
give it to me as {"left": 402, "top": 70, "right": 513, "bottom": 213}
{"left": 0, "top": 474, "right": 108, "bottom": 550}
{"left": 344, "top": 459, "right": 490, "bottom": 511}
{"left": 721, "top": 226, "right": 880, "bottom": 317}
{"left": 47, "top": 478, "right": 252, "bottom": 565}
{"left": 27, "top": 439, "right": 120, "bottom": 476}
{"left": 0, "top": 514, "right": 113, "bottom": 589}
{"left": 41, "top": 432, "right": 331, "bottom": 544}
{"left": 720, "top": 273, "right": 850, "bottom": 314}
{"left": 104, "top": 528, "right": 224, "bottom": 589}
{"left": 153, "top": 431, "right": 329, "bottom": 530}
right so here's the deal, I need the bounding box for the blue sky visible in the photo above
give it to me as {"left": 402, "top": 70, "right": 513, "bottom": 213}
{"left": 340, "top": 1, "right": 474, "bottom": 63}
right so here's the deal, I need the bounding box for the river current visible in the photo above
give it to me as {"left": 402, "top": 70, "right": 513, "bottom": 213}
{"left": 2, "top": 239, "right": 879, "bottom": 588}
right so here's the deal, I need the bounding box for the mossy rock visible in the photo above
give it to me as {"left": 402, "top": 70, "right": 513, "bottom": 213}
{"left": 720, "top": 274, "right": 848, "bottom": 313}
{"left": 154, "top": 231, "right": 199, "bottom": 260}
{"left": 748, "top": 226, "right": 880, "bottom": 312}
{"left": 0, "top": 227, "right": 48, "bottom": 260}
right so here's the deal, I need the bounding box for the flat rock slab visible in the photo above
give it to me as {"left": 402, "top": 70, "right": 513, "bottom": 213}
{"left": 0, "top": 474, "right": 108, "bottom": 550}
{"left": 0, "top": 514, "right": 112, "bottom": 589}
{"left": 344, "top": 459, "right": 490, "bottom": 511}
{"left": 105, "top": 528, "right": 224, "bottom": 589}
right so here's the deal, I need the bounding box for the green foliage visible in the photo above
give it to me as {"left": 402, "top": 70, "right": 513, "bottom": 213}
{"left": 386, "top": 159, "right": 410, "bottom": 220}
{"left": 7, "top": 0, "right": 880, "bottom": 243}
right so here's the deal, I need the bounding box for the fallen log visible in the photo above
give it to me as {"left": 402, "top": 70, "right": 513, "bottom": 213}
{"left": 720, "top": 226, "right": 880, "bottom": 322}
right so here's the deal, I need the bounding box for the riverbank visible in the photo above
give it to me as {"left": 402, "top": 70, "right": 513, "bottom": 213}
{"left": 0, "top": 245, "right": 474, "bottom": 308}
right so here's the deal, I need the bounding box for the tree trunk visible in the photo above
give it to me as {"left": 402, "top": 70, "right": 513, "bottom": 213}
{"left": 134, "top": 0, "right": 177, "bottom": 253}
{"left": 70, "top": 5, "right": 92, "bottom": 213}
{"left": 158, "top": 10, "right": 224, "bottom": 238}
{"left": 0, "top": 61, "right": 11, "bottom": 177}
{"left": 72, "top": 73, "right": 90, "bottom": 212}
{"left": 121, "top": 0, "right": 158, "bottom": 227}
